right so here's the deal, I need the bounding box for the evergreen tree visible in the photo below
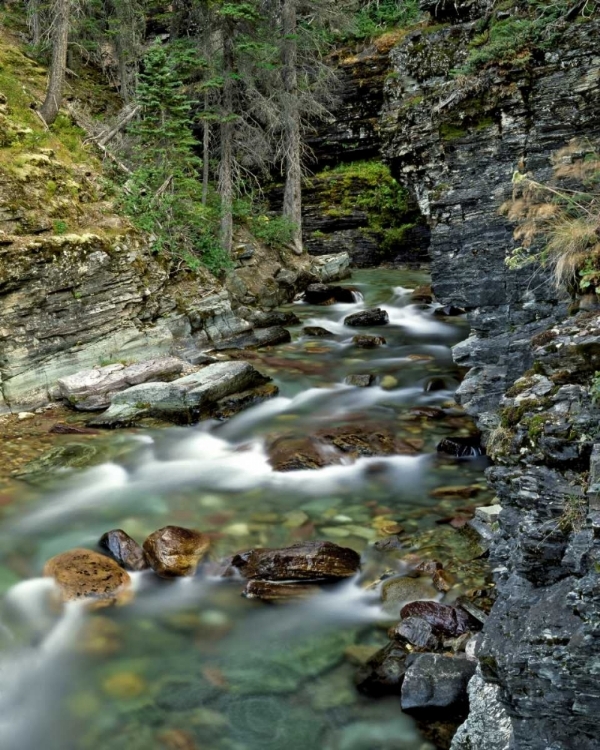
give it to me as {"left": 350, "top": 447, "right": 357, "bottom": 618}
{"left": 122, "top": 40, "right": 227, "bottom": 273}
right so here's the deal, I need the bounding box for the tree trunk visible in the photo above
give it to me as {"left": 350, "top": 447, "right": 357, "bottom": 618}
{"left": 39, "top": 0, "right": 70, "bottom": 125}
{"left": 281, "top": 0, "right": 303, "bottom": 255}
{"left": 202, "top": 91, "right": 210, "bottom": 206}
{"left": 219, "top": 20, "right": 235, "bottom": 256}
{"left": 29, "top": 0, "right": 41, "bottom": 47}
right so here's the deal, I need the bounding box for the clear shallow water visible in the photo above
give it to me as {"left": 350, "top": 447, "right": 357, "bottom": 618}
{"left": 0, "top": 269, "right": 491, "bottom": 750}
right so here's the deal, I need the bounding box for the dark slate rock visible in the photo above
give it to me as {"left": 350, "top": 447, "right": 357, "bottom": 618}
{"left": 212, "top": 326, "right": 291, "bottom": 350}
{"left": 437, "top": 435, "right": 484, "bottom": 458}
{"left": 352, "top": 334, "right": 386, "bottom": 348}
{"left": 401, "top": 653, "right": 476, "bottom": 712}
{"left": 344, "top": 308, "right": 389, "bottom": 327}
{"left": 399, "top": 601, "right": 471, "bottom": 636}
{"left": 303, "top": 283, "right": 357, "bottom": 305}
{"left": 98, "top": 529, "right": 149, "bottom": 572}
{"left": 392, "top": 616, "right": 439, "bottom": 650}
{"left": 303, "top": 326, "right": 334, "bottom": 337}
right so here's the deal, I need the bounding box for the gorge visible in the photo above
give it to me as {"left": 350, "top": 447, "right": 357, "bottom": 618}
{"left": 1, "top": 1, "right": 599, "bottom": 749}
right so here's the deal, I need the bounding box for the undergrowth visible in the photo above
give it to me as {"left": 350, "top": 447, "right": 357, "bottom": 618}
{"left": 503, "top": 140, "right": 600, "bottom": 294}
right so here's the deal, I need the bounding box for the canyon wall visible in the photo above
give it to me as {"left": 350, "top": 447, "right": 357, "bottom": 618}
{"left": 347, "top": 2, "right": 600, "bottom": 747}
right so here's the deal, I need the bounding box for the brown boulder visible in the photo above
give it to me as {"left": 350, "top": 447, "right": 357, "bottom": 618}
{"left": 143, "top": 526, "right": 210, "bottom": 578}
{"left": 352, "top": 334, "right": 386, "bottom": 349}
{"left": 229, "top": 541, "right": 360, "bottom": 581}
{"left": 242, "top": 579, "right": 321, "bottom": 601}
{"left": 99, "top": 529, "right": 149, "bottom": 572}
{"left": 267, "top": 435, "right": 339, "bottom": 471}
{"left": 43, "top": 548, "right": 132, "bottom": 606}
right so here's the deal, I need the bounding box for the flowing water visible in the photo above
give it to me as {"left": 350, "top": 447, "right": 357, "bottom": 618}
{"left": 0, "top": 269, "right": 492, "bottom": 750}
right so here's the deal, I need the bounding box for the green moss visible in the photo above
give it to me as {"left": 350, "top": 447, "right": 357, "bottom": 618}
{"left": 440, "top": 122, "right": 468, "bottom": 141}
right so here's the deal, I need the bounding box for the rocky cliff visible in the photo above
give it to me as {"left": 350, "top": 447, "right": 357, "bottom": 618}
{"left": 0, "top": 36, "right": 348, "bottom": 412}
{"left": 375, "top": 2, "right": 600, "bottom": 748}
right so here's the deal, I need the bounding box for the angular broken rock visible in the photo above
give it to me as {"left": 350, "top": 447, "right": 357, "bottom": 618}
{"left": 242, "top": 579, "right": 321, "bottom": 602}
{"left": 143, "top": 526, "right": 210, "bottom": 578}
{"left": 211, "top": 326, "right": 291, "bottom": 351}
{"left": 211, "top": 382, "right": 279, "bottom": 420}
{"left": 57, "top": 357, "right": 185, "bottom": 411}
{"left": 399, "top": 601, "right": 471, "bottom": 637}
{"left": 228, "top": 541, "right": 360, "bottom": 581}
{"left": 90, "top": 361, "right": 269, "bottom": 427}
{"left": 43, "top": 548, "right": 132, "bottom": 605}
{"left": 344, "top": 308, "right": 389, "bottom": 327}
{"left": 400, "top": 653, "right": 476, "bottom": 712}
{"left": 99, "top": 529, "right": 149, "bottom": 572}
{"left": 392, "top": 616, "right": 439, "bottom": 650}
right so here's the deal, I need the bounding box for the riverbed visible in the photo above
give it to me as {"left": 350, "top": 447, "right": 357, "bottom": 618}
{"left": 0, "top": 268, "right": 493, "bottom": 750}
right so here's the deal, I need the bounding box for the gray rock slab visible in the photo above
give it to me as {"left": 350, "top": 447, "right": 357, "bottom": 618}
{"left": 57, "top": 357, "right": 185, "bottom": 410}
{"left": 400, "top": 653, "right": 476, "bottom": 712}
{"left": 90, "top": 361, "right": 268, "bottom": 426}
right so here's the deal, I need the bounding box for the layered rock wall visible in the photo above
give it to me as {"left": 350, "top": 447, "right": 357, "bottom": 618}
{"left": 378, "top": 6, "right": 600, "bottom": 748}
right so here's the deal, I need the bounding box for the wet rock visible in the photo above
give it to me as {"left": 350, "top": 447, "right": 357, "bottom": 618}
{"left": 392, "top": 616, "right": 439, "bottom": 650}
{"left": 317, "top": 423, "right": 417, "bottom": 458}
{"left": 267, "top": 435, "right": 338, "bottom": 471}
{"left": 211, "top": 382, "right": 279, "bottom": 419}
{"left": 49, "top": 422, "right": 99, "bottom": 435}
{"left": 43, "top": 548, "right": 132, "bottom": 605}
{"left": 451, "top": 667, "right": 512, "bottom": 750}
{"left": 344, "top": 308, "right": 389, "bottom": 327}
{"left": 143, "top": 526, "right": 210, "bottom": 578}
{"left": 250, "top": 310, "right": 300, "bottom": 328}
{"left": 304, "top": 283, "right": 357, "bottom": 305}
{"left": 425, "top": 377, "right": 447, "bottom": 392}
{"left": 98, "top": 529, "right": 149, "bottom": 572}
{"left": 57, "top": 357, "right": 185, "bottom": 411}
{"left": 400, "top": 653, "right": 476, "bottom": 713}
{"left": 242, "top": 579, "right": 321, "bottom": 601}
{"left": 303, "top": 326, "right": 334, "bottom": 337}
{"left": 410, "top": 285, "right": 433, "bottom": 303}
{"left": 432, "top": 569, "right": 454, "bottom": 592}
{"left": 399, "top": 601, "right": 471, "bottom": 637}
{"left": 90, "top": 361, "right": 269, "bottom": 427}
{"left": 430, "top": 485, "right": 481, "bottom": 499}
{"left": 344, "top": 374, "right": 375, "bottom": 387}
{"left": 355, "top": 641, "right": 408, "bottom": 696}
{"left": 410, "top": 406, "right": 446, "bottom": 419}
{"left": 310, "top": 251, "right": 351, "bottom": 282}
{"left": 229, "top": 541, "right": 360, "bottom": 581}
{"left": 352, "top": 334, "right": 386, "bottom": 348}
{"left": 433, "top": 305, "right": 466, "bottom": 317}
{"left": 212, "top": 325, "right": 291, "bottom": 351}
{"left": 381, "top": 576, "right": 439, "bottom": 614}
{"left": 437, "top": 435, "right": 484, "bottom": 458}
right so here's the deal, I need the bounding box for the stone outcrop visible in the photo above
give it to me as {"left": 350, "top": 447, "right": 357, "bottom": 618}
{"left": 57, "top": 357, "right": 185, "bottom": 410}
{"left": 370, "top": 6, "right": 600, "bottom": 748}
{"left": 90, "top": 360, "right": 270, "bottom": 426}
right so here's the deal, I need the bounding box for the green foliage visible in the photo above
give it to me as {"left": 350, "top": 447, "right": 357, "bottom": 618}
{"left": 120, "top": 41, "right": 229, "bottom": 275}
{"left": 249, "top": 214, "right": 297, "bottom": 248}
{"left": 53, "top": 219, "right": 68, "bottom": 234}
{"left": 350, "top": 0, "right": 422, "bottom": 39}
{"left": 591, "top": 372, "right": 600, "bottom": 405}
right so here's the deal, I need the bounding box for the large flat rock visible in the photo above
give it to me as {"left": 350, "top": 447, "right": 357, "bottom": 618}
{"left": 90, "top": 360, "right": 269, "bottom": 426}
{"left": 57, "top": 357, "right": 185, "bottom": 410}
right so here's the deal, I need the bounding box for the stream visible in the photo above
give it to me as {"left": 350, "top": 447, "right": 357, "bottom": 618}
{"left": 0, "top": 268, "right": 493, "bottom": 750}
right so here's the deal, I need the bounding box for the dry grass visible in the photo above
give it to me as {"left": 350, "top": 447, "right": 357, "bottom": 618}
{"left": 547, "top": 216, "right": 599, "bottom": 287}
